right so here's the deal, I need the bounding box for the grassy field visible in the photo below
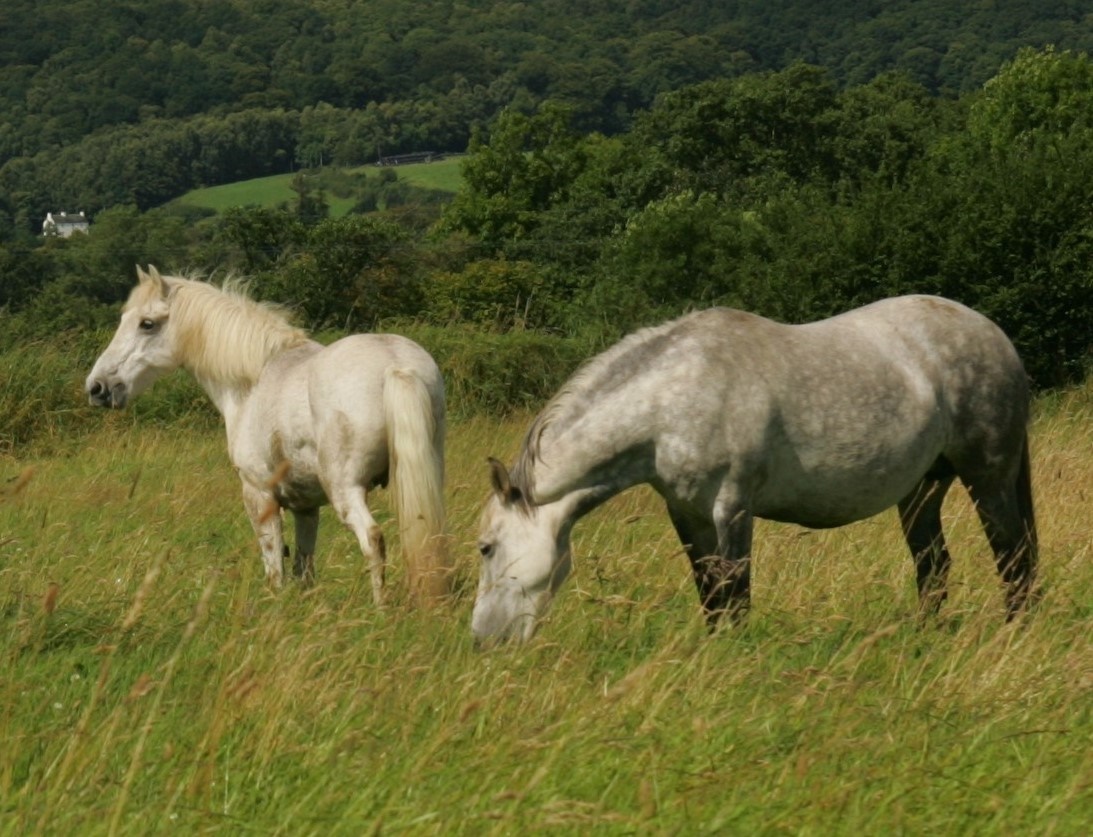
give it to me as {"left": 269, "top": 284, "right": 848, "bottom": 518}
{"left": 172, "top": 157, "right": 464, "bottom": 217}
{"left": 1, "top": 387, "right": 1090, "bottom": 834}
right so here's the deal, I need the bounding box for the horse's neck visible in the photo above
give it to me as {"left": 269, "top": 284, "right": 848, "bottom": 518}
{"left": 184, "top": 343, "right": 271, "bottom": 432}
{"left": 524, "top": 388, "right": 659, "bottom": 510}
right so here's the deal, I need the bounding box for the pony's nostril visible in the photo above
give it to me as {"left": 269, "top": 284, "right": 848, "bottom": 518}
{"left": 89, "top": 381, "right": 103, "bottom": 397}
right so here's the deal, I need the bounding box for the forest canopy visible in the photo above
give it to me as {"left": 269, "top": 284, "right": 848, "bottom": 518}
{"left": 2, "top": 0, "right": 1091, "bottom": 229}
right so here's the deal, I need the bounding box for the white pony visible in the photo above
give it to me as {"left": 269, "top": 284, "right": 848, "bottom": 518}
{"left": 87, "top": 266, "right": 448, "bottom": 604}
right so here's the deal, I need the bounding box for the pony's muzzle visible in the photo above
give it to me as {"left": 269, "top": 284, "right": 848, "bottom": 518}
{"left": 87, "top": 380, "right": 127, "bottom": 409}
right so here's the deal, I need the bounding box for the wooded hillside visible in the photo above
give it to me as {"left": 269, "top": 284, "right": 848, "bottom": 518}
{"left": 1, "top": 1, "right": 1090, "bottom": 230}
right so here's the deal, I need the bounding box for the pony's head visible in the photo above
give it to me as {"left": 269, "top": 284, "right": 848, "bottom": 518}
{"left": 471, "top": 458, "right": 575, "bottom": 645}
{"left": 86, "top": 266, "right": 179, "bottom": 408}
{"left": 87, "top": 265, "right": 306, "bottom": 409}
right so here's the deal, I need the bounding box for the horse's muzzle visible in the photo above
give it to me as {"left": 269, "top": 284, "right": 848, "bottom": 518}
{"left": 87, "top": 380, "right": 127, "bottom": 409}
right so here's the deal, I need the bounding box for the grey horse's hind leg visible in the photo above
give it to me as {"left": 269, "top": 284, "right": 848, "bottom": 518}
{"left": 292, "top": 508, "right": 320, "bottom": 587}
{"left": 897, "top": 475, "right": 955, "bottom": 615}
{"left": 967, "top": 487, "right": 1037, "bottom": 619}
{"left": 667, "top": 501, "right": 752, "bottom": 628}
{"left": 963, "top": 436, "right": 1038, "bottom": 620}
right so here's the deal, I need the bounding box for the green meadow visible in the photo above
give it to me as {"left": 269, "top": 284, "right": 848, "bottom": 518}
{"left": 1, "top": 384, "right": 1091, "bottom": 834}
{"left": 172, "top": 157, "right": 464, "bottom": 217}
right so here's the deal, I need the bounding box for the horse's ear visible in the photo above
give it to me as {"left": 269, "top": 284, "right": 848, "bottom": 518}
{"left": 137, "top": 264, "right": 169, "bottom": 299}
{"left": 487, "top": 457, "right": 523, "bottom": 506}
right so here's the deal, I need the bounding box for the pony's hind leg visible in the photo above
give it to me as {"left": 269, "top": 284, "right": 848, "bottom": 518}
{"left": 292, "top": 508, "right": 320, "bottom": 587}
{"left": 241, "top": 480, "right": 286, "bottom": 587}
{"left": 329, "top": 485, "right": 387, "bottom": 606}
{"left": 897, "top": 475, "right": 955, "bottom": 615}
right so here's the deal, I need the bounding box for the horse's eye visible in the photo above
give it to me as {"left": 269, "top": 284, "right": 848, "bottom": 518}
{"left": 139, "top": 318, "right": 158, "bottom": 332}
{"left": 479, "top": 543, "right": 494, "bottom": 559}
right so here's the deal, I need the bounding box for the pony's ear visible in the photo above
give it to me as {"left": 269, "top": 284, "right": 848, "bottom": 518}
{"left": 487, "top": 457, "right": 523, "bottom": 506}
{"left": 137, "top": 264, "right": 169, "bottom": 299}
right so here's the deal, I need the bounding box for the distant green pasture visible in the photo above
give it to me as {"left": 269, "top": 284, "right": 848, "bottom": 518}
{"left": 173, "top": 157, "right": 464, "bottom": 217}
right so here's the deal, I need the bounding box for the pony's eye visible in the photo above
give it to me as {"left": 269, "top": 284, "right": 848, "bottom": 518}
{"left": 479, "top": 543, "right": 494, "bottom": 559}
{"left": 138, "top": 318, "right": 158, "bottom": 332}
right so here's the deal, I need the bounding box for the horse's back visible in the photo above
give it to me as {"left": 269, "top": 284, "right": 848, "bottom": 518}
{"left": 306, "top": 331, "right": 440, "bottom": 403}
{"left": 818, "top": 295, "right": 1029, "bottom": 439}
{"left": 314, "top": 333, "right": 441, "bottom": 383}
{"left": 641, "top": 297, "right": 1027, "bottom": 525}
{"left": 706, "top": 295, "right": 1028, "bottom": 421}
{"left": 240, "top": 333, "right": 443, "bottom": 492}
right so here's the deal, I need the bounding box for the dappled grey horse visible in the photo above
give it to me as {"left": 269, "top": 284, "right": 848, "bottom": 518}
{"left": 474, "top": 295, "right": 1037, "bottom": 643}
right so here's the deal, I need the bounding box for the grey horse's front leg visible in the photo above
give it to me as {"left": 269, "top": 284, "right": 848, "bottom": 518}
{"left": 668, "top": 496, "right": 753, "bottom": 628}
{"left": 710, "top": 498, "right": 753, "bottom": 623}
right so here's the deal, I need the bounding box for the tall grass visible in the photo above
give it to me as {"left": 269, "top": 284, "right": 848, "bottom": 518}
{"left": 1, "top": 387, "right": 1090, "bottom": 834}
{"left": 0, "top": 332, "right": 219, "bottom": 456}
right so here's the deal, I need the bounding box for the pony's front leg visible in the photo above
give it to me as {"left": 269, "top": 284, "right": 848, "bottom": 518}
{"left": 241, "top": 480, "right": 286, "bottom": 587}
{"left": 329, "top": 486, "right": 387, "bottom": 607}
{"left": 711, "top": 498, "right": 754, "bottom": 623}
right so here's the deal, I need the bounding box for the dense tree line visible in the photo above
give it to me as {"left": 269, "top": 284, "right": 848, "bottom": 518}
{"left": 2, "top": 1, "right": 1091, "bottom": 235}
{"left": 437, "top": 49, "right": 1093, "bottom": 387}
{"left": 2, "top": 48, "right": 1090, "bottom": 395}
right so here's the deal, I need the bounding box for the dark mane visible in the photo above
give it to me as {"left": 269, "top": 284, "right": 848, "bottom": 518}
{"left": 509, "top": 314, "right": 694, "bottom": 500}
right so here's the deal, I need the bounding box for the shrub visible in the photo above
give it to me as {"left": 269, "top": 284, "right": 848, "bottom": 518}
{"left": 396, "top": 324, "right": 590, "bottom": 417}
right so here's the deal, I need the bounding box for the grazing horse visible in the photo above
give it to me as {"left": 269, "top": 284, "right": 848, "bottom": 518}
{"left": 87, "top": 266, "right": 449, "bottom": 604}
{"left": 473, "top": 296, "right": 1037, "bottom": 643}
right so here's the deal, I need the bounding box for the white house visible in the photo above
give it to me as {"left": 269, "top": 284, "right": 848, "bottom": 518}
{"left": 42, "top": 211, "right": 90, "bottom": 237}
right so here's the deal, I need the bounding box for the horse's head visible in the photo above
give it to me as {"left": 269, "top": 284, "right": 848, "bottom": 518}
{"left": 86, "top": 266, "right": 179, "bottom": 408}
{"left": 471, "top": 458, "right": 574, "bottom": 645}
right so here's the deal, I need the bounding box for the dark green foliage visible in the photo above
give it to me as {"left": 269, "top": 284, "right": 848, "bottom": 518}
{"left": 398, "top": 325, "right": 591, "bottom": 418}
{"left": 3, "top": 1, "right": 1090, "bottom": 230}
{"left": 443, "top": 48, "right": 1092, "bottom": 387}
{"left": 425, "top": 259, "right": 559, "bottom": 331}
{"left": 215, "top": 207, "right": 306, "bottom": 275}
{"left": 3, "top": 0, "right": 1088, "bottom": 161}
{"left": 262, "top": 216, "right": 422, "bottom": 331}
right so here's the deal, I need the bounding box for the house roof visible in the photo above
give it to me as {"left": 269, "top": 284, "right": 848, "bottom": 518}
{"left": 45, "top": 211, "right": 89, "bottom": 225}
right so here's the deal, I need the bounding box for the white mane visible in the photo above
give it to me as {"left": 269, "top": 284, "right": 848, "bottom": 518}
{"left": 129, "top": 272, "right": 308, "bottom": 389}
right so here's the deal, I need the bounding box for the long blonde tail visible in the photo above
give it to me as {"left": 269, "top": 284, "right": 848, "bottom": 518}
{"left": 384, "top": 367, "right": 449, "bottom": 603}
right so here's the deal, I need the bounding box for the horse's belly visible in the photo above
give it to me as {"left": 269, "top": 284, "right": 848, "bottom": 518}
{"left": 756, "top": 482, "right": 909, "bottom": 528}
{"left": 752, "top": 445, "right": 939, "bottom": 528}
